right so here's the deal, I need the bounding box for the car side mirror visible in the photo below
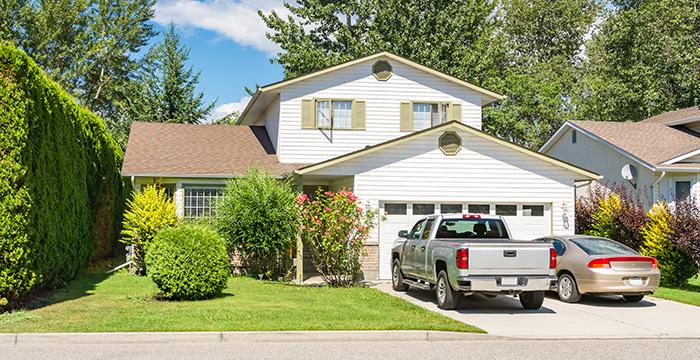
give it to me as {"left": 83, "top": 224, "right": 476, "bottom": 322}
{"left": 398, "top": 230, "right": 409, "bottom": 238}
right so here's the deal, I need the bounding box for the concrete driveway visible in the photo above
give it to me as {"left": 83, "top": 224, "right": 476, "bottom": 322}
{"left": 375, "top": 282, "right": 700, "bottom": 338}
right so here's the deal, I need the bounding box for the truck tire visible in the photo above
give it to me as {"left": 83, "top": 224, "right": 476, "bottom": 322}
{"left": 557, "top": 273, "right": 582, "bottom": 303}
{"left": 436, "top": 270, "right": 460, "bottom": 310}
{"left": 392, "top": 259, "right": 409, "bottom": 291}
{"left": 519, "top": 291, "right": 545, "bottom": 310}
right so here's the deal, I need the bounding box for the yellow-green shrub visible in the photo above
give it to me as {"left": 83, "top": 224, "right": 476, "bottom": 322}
{"left": 1, "top": 43, "right": 125, "bottom": 310}
{"left": 121, "top": 186, "right": 178, "bottom": 274}
{"left": 641, "top": 202, "right": 698, "bottom": 286}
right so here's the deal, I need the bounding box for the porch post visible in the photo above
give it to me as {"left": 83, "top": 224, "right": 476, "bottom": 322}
{"left": 294, "top": 174, "right": 304, "bottom": 283}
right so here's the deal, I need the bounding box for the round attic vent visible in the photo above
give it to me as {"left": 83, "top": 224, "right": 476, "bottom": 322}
{"left": 439, "top": 131, "right": 462, "bottom": 156}
{"left": 372, "top": 60, "right": 393, "bottom": 81}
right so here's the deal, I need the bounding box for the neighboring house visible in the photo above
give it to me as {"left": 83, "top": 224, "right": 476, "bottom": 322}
{"left": 121, "top": 52, "right": 598, "bottom": 281}
{"left": 540, "top": 106, "right": 700, "bottom": 209}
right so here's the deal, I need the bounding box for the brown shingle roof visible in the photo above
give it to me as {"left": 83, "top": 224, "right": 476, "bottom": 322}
{"left": 641, "top": 106, "right": 700, "bottom": 125}
{"left": 571, "top": 120, "right": 700, "bottom": 165}
{"left": 121, "top": 122, "right": 303, "bottom": 177}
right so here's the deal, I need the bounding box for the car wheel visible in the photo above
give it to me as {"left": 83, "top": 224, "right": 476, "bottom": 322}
{"left": 519, "top": 291, "right": 545, "bottom": 310}
{"left": 557, "top": 273, "right": 582, "bottom": 303}
{"left": 436, "top": 270, "right": 459, "bottom": 310}
{"left": 391, "top": 259, "right": 409, "bottom": 291}
{"left": 623, "top": 295, "right": 644, "bottom": 302}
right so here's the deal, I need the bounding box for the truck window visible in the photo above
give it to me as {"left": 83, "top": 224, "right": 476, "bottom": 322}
{"left": 436, "top": 218, "right": 509, "bottom": 239}
{"left": 421, "top": 219, "right": 435, "bottom": 240}
{"left": 409, "top": 220, "right": 425, "bottom": 239}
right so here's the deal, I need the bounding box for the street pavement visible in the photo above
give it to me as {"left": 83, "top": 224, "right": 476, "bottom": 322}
{"left": 375, "top": 282, "right": 700, "bottom": 338}
{"left": 1, "top": 332, "right": 700, "bottom": 360}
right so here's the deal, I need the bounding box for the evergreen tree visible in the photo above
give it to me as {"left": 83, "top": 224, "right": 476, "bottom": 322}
{"left": 114, "top": 24, "right": 216, "bottom": 146}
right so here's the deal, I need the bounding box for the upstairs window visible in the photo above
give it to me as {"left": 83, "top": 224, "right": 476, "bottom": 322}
{"left": 315, "top": 99, "right": 353, "bottom": 129}
{"left": 412, "top": 103, "right": 448, "bottom": 130}
{"left": 302, "top": 98, "right": 365, "bottom": 130}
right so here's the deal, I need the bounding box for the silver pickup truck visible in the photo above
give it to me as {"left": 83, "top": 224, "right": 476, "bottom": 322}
{"left": 391, "top": 213, "right": 558, "bottom": 310}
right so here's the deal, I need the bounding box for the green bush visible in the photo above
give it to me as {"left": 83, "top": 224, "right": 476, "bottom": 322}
{"left": 0, "top": 43, "right": 125, "bottom": 310}
{"left": 640, "top": 203, "right": 698, "bottom": 286}
{"left": 216, "top": 168, "right": 299, "bottom": 279}
{"left": 297, "top": 190, "right": 379, "bottom": 286}
{"left": 121, "top": 185, "right": 179, "bottom": 274}
{"left": 146, "top": 225, "right": 230, "bottom": 300}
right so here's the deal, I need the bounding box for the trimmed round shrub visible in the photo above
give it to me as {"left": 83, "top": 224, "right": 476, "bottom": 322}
{"left": 145, "top": 225, "right": 230, "bottom": 300}
{"left": 640, "top": 203, "right": 698, "bottom": 286}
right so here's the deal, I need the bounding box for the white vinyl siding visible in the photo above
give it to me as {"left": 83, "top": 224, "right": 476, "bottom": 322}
{"left": 307, "top": 127, "right": 577, "bottom": 243}
{"left": 275, "top": 58, "right": 483, "bottom": 164}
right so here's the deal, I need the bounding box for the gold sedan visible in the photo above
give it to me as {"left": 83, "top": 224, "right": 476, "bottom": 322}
{"left": 534, "top": 235, "right": 660, "bottom": 303}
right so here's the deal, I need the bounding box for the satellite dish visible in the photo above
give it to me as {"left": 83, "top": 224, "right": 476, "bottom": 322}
{"left": 621, "top": 164, "right": 637, "bottom": 188}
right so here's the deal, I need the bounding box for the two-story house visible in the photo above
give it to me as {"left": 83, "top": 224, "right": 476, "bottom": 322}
{"left": 121, "top": 52, "right": 599, "bottom": 280}
{"left": 540, "top": 106, "right": 700, "bottom": 210}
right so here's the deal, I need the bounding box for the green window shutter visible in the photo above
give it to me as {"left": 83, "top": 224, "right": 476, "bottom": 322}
{"left": 449, "top": 102, "right": 462, "bottom": 122}
{"left": 400, "top": 102, "right": 412, "bottom": 131}
{"left": 352, "top": 100, "right": 366, "bottom": 130}
{"left": 301, "top": 99, "right": 315, "bottom": 129}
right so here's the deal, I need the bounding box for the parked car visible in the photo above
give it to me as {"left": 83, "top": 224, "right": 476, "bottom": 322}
{"left": 533, "top": 235, "right": 660, "bottom": 303}
{"left": 391, "top": 213, "right": 558, "bottom": 310}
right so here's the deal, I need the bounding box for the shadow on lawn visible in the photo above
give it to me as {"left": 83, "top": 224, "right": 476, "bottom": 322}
{"left": 22, "top": 271, "right": 112, "bottom": 311}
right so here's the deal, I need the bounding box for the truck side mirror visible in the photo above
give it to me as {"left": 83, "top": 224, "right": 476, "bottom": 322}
{"left": 398, "top": 230, "right": 409, "bottom": 238}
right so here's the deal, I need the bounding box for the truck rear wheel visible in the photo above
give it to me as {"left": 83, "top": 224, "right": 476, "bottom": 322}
{"left": 392, "top": 259, "right": 409, "bottom": 291}
{"left": 436, "top": 270, "right": 460, "bottom": 310}
{"left": 519, "top": 291, "right": 545, "bottom": 310}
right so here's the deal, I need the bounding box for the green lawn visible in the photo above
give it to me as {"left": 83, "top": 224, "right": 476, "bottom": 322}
{"left": 653, "top": 277, "right": 700, "bottom": 307}
{"left": 0, "top": 272, "right": 481, "bottom": 333}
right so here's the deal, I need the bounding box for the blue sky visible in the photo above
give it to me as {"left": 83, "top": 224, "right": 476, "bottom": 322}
{"left": 152, "top": 0, "right": 289, "bottom": 120}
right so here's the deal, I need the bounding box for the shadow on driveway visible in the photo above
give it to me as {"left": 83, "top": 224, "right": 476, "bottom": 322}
{"left": 402, "top": 287, "right": 557, "bottom": 314}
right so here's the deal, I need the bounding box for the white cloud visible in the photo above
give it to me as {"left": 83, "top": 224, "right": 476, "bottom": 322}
{"left": 154, "top": 0, "right": 288, "bottom": 55}
{"left": 209, "top": 95, "right": 251, "bottom": 121}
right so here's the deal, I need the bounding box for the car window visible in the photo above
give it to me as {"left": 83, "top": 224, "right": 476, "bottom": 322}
{"left": 570, "top": 237, "right": 637, "bottom": 256}
{"left": 409, "top": 220, "right": 425, "bottom": 239}
{"left": 552, "top": 240, "right": 566, "bottom": 256}
{"left": 421, "top": 219, "right": 435, "bottom": 240}
{"left": 436, "top": 218, "right": 509, "bottom": 239}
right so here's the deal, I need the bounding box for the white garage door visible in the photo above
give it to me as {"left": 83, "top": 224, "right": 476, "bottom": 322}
{"left": 378, "top": 202, "right": 551, "bottom": 279}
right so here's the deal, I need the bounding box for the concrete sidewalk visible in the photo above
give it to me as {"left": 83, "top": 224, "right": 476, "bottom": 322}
{"left": 0, "top": 330, "right": 491, "bottom": 345}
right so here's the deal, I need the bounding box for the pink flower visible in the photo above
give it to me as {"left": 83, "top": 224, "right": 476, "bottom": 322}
{"left": 324, "top": 191, "right": 333, "bottom": 197}
{"left": 357, "top": 206, "right": 363, "bottom": 212}
{"left": 325, "top": 207, "right": 331, "bottom": 212}
{"left": 295, "top": 194, "right": 309, "bottom": 204}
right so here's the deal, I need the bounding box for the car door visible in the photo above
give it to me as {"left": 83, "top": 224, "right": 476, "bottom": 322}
{"left": 402, "top": 219, "right": 425, "bottom": 277}
{"left": 414, "top": 218, "right": 435, "bottom": 280}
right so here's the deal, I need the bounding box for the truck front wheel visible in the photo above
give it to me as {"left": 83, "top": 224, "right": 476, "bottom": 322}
{"left": 436, "top": 270, "right": 460, "bottom": 310}
{"left": 392, "top": 259, "right": 409, "bottom": 291}
{"left": 519, "top": 291, "right": 545, "bottom": 310}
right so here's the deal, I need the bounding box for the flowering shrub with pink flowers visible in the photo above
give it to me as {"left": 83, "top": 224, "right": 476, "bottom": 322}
{"left": 296, "top": 190, "right": 379, "bottom": 286}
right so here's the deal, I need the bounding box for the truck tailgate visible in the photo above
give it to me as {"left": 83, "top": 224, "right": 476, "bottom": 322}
{"left": 468, "top": 242, "right": 551, "bottom": 276}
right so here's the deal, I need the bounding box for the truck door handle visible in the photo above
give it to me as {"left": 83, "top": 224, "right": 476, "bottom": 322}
{"left": 503, "top": 250, "right": 517, "bottom": 257}
{"left": 410, "top": 245, "right": 416, "bottom": 250}
{"left": 419, "top": 246, "right": 426, "bottom": 251}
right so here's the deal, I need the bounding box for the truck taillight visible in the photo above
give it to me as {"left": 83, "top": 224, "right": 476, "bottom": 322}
{"left": 456, "top": 248, "right": 469, "bottom": 269}
{"left": 549, "top": 248, "right": 557, "bottom": 269}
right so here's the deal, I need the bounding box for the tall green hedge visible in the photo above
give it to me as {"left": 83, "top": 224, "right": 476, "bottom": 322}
{"left": 0, "top": 43, "right": 126, "bottom": 309}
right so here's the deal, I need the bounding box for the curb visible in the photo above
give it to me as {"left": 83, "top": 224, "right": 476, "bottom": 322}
{"left": 1, "top": 331, "right": 493, "bottom": 345}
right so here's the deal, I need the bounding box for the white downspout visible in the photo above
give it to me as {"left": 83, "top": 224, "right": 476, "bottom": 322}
{"left": 653, "top": 171, "right": 666, "bottom": 204}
